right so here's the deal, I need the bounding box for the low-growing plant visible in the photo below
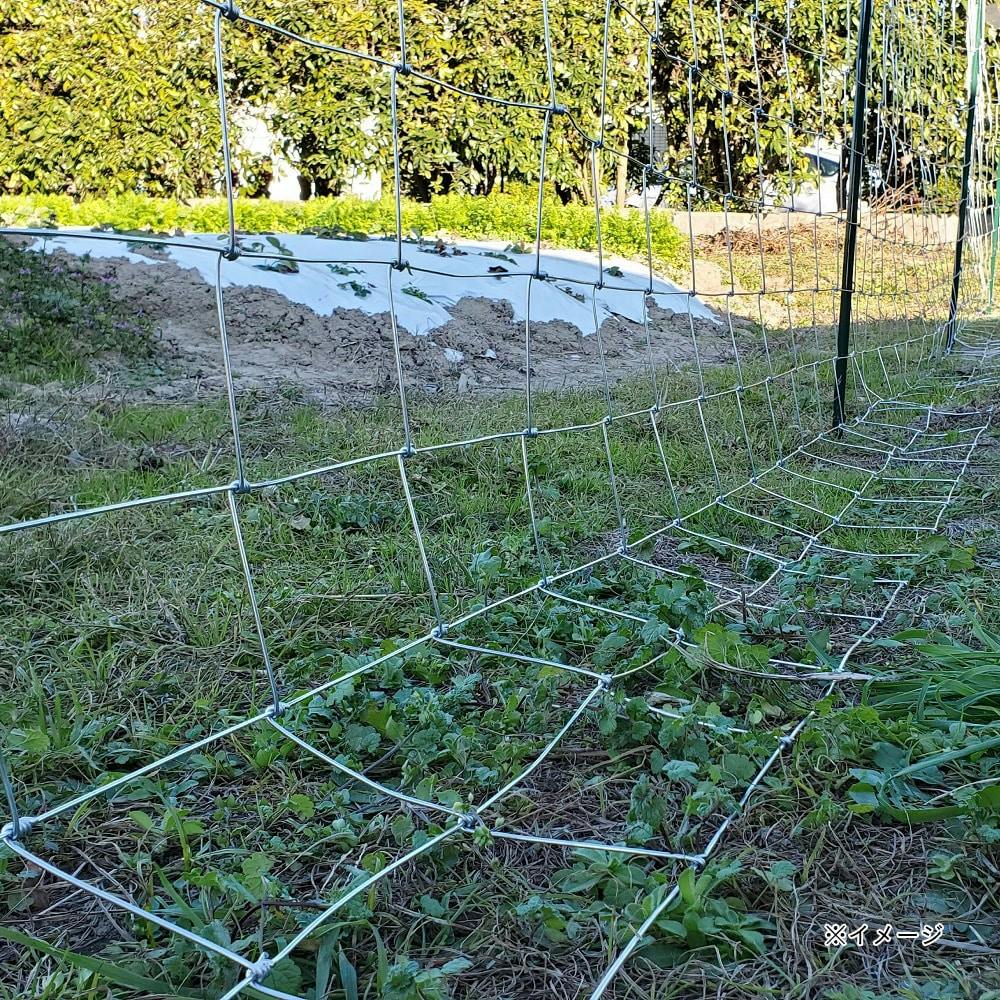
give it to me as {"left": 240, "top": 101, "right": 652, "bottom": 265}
{"left": 0, "top": 187, "right": 687, "bottom": 268}
{"left": 0, "top": 241, "right": 154, "bottom": 381}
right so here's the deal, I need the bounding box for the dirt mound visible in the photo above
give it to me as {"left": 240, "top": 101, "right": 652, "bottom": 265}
{"left": 49, "top": 252, "right": 739, "bottom": 401}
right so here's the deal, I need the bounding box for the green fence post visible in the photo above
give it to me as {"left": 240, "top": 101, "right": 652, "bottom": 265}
{"left": 989, "top": 155, "right": 1000, "bottom": 307}
{"left": 945, "top": 0, "right": 984, "bottom": 351}
{"left": 832, "top": 0, "right": 875, "bottom": 428}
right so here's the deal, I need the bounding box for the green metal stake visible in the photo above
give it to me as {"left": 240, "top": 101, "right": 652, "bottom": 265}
{"left": 832, "top": 0, "right": 875, "bottom": 429}
{"left": 989, "top": 156, "right": 1000, "bottom": 307}
{"left": 945, "top": 0, "right": 984, "bottom": 350}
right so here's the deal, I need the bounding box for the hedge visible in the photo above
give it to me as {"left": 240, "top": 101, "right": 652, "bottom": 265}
{"left": 0, "top": 188, "right": 687, "bottom": 267}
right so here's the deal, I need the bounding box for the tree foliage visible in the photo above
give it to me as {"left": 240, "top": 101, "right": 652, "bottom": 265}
{"left": 0, "top": 0, "right": 977, "bottom": 205}
{"left": 0, "top": 1, "right": 223, "bottom": 197}
{"left": 236, "top": 0, "right": 649, "bottom": 200}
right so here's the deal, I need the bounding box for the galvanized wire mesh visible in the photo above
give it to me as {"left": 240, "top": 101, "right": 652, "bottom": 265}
{"left": 2, "top": 0, "right": 999, "bottom": 997}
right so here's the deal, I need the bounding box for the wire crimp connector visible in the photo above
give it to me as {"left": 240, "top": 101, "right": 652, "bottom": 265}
{"left": 0, "top": 816, "right": 35, "bottom": 842}
{"left": 248, "top": 953, "right": 273, "bottom": 983}
{"left": 458, "top": 809, "right": 483, "bottom": 832}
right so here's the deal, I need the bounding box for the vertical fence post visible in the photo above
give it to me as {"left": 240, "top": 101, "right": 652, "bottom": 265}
{"left": 989, "top": 155, "right": 1000, "bottom": 307}
{"left": 832, "top": 0, "right": 875, "bottom": 428}
{"left": 945, "top": 0, "right": 984, "bottom": 351}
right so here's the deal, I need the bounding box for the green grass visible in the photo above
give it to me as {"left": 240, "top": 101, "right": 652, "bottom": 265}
{"left": 0, "top": 241, "right": 154, "bottom": 382}
{"left": 0, "top": 241, "right": 998, "bottom": 1000}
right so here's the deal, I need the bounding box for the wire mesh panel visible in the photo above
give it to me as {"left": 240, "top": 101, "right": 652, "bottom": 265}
{"left": 2, "top": 0, "right": 999, "bottom": 997}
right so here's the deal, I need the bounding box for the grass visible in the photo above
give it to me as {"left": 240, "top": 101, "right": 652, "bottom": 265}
{"left": 0, "top": 236, "right": 998, "bottom": 1000}
{"left": 0, "top": 241, "right": 154, "bottom": 383}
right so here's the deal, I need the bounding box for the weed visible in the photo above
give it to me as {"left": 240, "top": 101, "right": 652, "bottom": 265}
{"left": 0, "top": 242, "right": 153, "bottom": 381}
{"left": 0, "top": 239, "right": 997, "bottom": 999}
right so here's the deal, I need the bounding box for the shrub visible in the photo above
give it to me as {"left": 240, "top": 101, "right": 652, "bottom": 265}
{"left": 0, "top": 189, "right": 686, "bottom": 267}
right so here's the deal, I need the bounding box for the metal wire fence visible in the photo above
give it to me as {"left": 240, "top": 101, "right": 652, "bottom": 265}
{"left": 2, "top": 0, "right": 999, "bottom": 997}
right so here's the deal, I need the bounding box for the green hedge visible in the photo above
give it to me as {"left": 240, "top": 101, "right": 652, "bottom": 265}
{"left": 0, "top": 189, "right": 686, "bottom": 268}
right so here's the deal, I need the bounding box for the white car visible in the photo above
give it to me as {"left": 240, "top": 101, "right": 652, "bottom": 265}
{"left": 600, "top": 184, "right": 664, "bottom": 210}
{"left": 764, "top": 141, "right": 842, "bottom": 215}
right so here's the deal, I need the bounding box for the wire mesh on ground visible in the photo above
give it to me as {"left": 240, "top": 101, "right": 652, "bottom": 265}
{"left": 2, "top": 0, "right": 999, "bottom": 997}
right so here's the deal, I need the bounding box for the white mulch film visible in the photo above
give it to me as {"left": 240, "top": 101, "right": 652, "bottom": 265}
{"left": 27, "top": 229, "right": 718, "bottom": 337}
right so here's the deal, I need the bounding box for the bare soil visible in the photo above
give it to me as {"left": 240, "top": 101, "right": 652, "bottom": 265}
{"left": 61, "top": 253, "right": 740, "bottom": 401}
